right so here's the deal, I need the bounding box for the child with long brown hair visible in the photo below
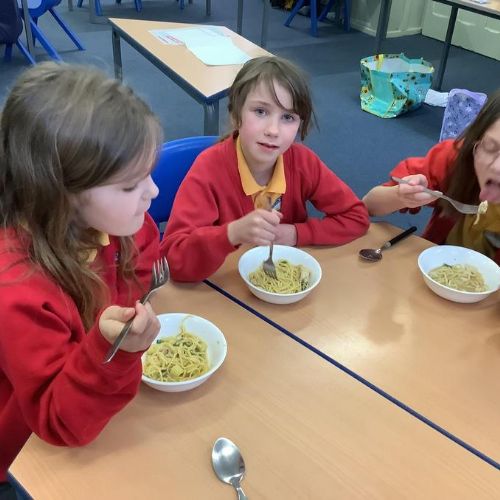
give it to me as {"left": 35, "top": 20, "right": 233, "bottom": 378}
{"left": 363, "top": 89, "right": 500, "bottom": 263}
{"left": 161, "top": 55, "right": 369, "bottom": 282}
{"left": 0, "top": 62, "right": 163, "bottom": 493}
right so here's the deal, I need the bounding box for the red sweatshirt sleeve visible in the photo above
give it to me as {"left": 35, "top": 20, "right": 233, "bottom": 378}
{"left": 381, "top": 139, "right": 458, "bottom": 214}
{"left": 160, "top": 160, "right": 237, "bottom": 282}
{"left": 292, "top": 146, "right": 370, "bottom": 246}
{"left": 0, "top": 273, "right": 143, "bottom": 448}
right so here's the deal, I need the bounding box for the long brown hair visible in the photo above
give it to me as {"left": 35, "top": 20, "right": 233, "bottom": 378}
{"left": 228, "top": 56, "right": 316, "bottom": 140}
{"left": 0, "top": 62, "right": 163, "bottom": 329}
{"left": 442, "top": 89, "right": 500, "bottom": 216}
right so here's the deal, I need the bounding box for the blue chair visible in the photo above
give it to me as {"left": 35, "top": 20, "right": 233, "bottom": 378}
{"left": 1, "top": 0, "right": 35, "bottom": 64}
{"left": 149, "top": 136, "right": 217, "bottom": 232}
{"left": 285, "top": 0, "right": 351, "bottom": 37}
{"left": 76, "top": 0, "right": 142, "bottom": 17}
{"left": 19, "top": 0, "right": 84, "bottom": 61}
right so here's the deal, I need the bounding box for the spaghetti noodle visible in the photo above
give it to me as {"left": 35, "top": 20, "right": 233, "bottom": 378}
{"left": 249, "top": 259, "right": 311, "bottom": 294}
{"left": 143, "top": 322, "right": 209, "bottom": 382}
{"left": 428, "top": 263, "right": 488, "bottom": 292}
{"left": 474, "top": 200, "right": 489, "bottom": 225}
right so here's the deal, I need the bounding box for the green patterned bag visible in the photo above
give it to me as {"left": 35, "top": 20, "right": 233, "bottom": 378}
{"left": 360, "top": 53, "right": 434, "bottom": 118}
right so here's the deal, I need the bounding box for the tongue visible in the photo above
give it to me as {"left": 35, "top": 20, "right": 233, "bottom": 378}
{"left": 480, "top": 183, "right": 500, "bottom": 203}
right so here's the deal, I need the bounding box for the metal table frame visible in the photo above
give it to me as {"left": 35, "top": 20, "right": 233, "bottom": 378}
{"left": 431, "top": 0, "right": 500, "bottom": 90}
{"left": 111, "top": 22, "right": 227, "bottom": 135}
{"left": 374, "top": 0, "right": 500, "bottom": 91}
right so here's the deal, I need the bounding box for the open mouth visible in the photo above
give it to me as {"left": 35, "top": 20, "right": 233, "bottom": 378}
{"left": 480, "top": 178, "right": 500, "bottom": 203}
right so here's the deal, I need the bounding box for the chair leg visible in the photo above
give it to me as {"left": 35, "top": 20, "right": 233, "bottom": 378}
{"left": 16, "top": 40, "right": 36, "bottom": 64}
{"left": 134, "top": 0, "right": 142, "bottom": 12}
{"left": 179, "top": 0, "right": 185, "bottom": 9}
{"left": 49, "top": 7, "right": 85, "bottom": 50}
{"left": 343, "top": 0, "right": 351, "bottom": 32}
{"left": 29, "top": 18, "right": 63, "bottom": 61}
{"left": 318, "top": 0, "right": 335, "bottom": 22}
{"left": 284, "top": 0, "right": 304, "bottom": 27}
{"left": 310, "top": 0, "right": 318, "bottom": 36}
{"left": 77, "top": 0, "right": 83, "bottom": 7}
{"left": 4, "top": 44, "right": 13, "bottom": 62}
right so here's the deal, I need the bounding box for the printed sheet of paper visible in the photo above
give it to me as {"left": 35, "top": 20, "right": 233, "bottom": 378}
{"left": 149, "top": 26, "right": 251, "bottom": 66}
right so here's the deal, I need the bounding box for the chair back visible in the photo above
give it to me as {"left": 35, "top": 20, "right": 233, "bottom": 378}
{"left": 18, "top": 0, "right": 61, "bottom": 18}
{"left": 0, "top": 0, "right": 23, "bottom": 44}
{"left": 149, "top": 136, "right": 217, "bottom": 229}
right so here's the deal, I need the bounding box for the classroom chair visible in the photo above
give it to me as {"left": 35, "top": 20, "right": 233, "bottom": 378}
{"left": 1, "top": 0, "right": 35, "bottom": 64}
{"left": 18, "top": 0, "right": 84, "bottom": 61}
{"left": 284, "top": 0, "right": 351, "bottom": 37}
{"left": 149, "top": 136, "right": 217, "bottom": 233}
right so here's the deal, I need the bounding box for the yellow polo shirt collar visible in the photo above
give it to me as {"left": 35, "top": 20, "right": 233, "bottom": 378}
{"left": 87, "top": 232, "right": 110, "bottom": 263}
{"left": 236, "top": 137, "right": 286, "bottom": 209}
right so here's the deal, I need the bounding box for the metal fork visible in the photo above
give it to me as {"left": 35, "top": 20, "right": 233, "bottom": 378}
{"left": 103, "top": 256, "right": 170, "bottom": 364}
{"left": 392, "top": 176, "right": 479, "bottom": 215}
{"left": 262, "top": 197, "right": 278, "bottom": 279}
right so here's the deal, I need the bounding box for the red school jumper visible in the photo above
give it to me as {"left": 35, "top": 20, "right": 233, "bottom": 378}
{"left": 384, "top": 139, "right": 500, "bottom": 264}
{"left": 0, "top": 214, "right": 159, "bottom": 481}
{"left": 161, "top": 136, "right": 370, "bottom": 282}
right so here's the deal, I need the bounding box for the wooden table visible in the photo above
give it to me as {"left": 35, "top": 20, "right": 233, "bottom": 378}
{"left": 109, "top": 18, "right": 270, "bottom": 135}
{"left": 10, "top": 282, "right": 500, "bottom": 498}
{"left": 208, "top": 222, "right": 500, "bottom": 467}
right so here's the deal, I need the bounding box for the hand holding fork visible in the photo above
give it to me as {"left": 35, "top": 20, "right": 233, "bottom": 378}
{"left": 103, "top": 257, "right": 170, "bottom": 364}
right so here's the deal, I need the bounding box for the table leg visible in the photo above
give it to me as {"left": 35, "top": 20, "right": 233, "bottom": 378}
{"left": 374, "top": 0, "right": 392, "bottom": 55}
{"left": 260, "top": 0, "right": 269, "bottom": 48}
{"left": 203, "top": 101, "right": 220, "bottom": 136}
{"left": 68, "top": 0, "right": 74, "bottom": 11}
{"left": 112, "top": 29, "right": 123, "bottom": 81}
{"left": 20, "top": 0, "right": 35, "bottom": 58}
{"left": 237, "top": 0, "right": 243, "bottom": 35}
{"left": 433, "top": 5, "right": 458, "bottom": 91}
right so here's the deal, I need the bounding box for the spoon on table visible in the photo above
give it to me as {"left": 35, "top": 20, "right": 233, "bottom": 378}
{"left": 212, "top": 437, "right": 248, "bottom": 500}
{"left": 359, "top": 226, "right": 417, "bottom": 262}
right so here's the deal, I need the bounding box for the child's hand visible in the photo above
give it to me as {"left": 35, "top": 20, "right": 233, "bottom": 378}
{"left": 397, "top": 174, "right": 437, "bottom": 208}
{"left": 99, "top": 302, "right": 160, "bottom": 354}
{"left": 227, "top": 209, "right": 282, "bottom": 246}
{"left": 274, "top": 223, "right": 297, "bottom": 246}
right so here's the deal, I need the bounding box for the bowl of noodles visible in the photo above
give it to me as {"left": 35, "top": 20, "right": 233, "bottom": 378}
{"left": 418, "top": 246, "right": 500, "bottom": 303}
{"left": 238, "top": 245, "right": 322, "bottom": 305}
{"left": 142, "top": 313, "right": 227, "bottom": 392}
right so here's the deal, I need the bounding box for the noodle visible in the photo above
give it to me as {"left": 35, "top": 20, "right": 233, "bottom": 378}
{"left": 428, "top": 263, "right": 488, "bottom": 292}
{"left": 143, "top": 321, "right": 209, "bottom": 382}
{"left": 249, "top": 259, "right": 311, "bottom": 294}
{"left": 474, "top": 200, "right": 489, "bottom": 225}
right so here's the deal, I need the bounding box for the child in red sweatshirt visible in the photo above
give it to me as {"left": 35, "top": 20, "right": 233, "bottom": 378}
{"left": 161, "top": 56, "right": 369, "bottom": 282}
{"left": 0, "top": 62, "right": 163, "bottom": 495}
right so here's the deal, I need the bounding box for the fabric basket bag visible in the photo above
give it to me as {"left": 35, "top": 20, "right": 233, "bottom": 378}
{"left": 360, "top": 53, "right": 434, "bottom": 118}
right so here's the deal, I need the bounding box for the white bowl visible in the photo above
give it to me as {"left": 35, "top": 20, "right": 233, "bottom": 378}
{"left": 417, "top": 245, "right": 500, "bottom": 303}
{"left": 238, "top": 245, "right": 322, "bottom": 305}
{"left": 141, "top": 313, "right": 227, "bottom": 392}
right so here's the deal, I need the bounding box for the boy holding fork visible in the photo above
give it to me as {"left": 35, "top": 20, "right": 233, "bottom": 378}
{"left": 161, "top": 56, "right": 369, "bottom": 282}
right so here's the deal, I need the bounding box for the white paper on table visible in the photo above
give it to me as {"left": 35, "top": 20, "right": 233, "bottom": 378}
{"left": 149, "top": 26, "right": 251, "bottom": 66}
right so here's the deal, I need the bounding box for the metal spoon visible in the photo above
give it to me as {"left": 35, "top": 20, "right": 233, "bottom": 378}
{"left": 359, "top": 226, "right": 417, "bottom": 262}
{"left": 212, "top": 437, "right": 248, "bottom": 500}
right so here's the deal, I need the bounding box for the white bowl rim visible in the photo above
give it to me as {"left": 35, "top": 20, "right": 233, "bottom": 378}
{"left": 141, "top": 313, "right": 227, "bottom": 387}
{"left": 238, "top": 246, "right": 322, "bottom": 297}
{"left": 418, "top": 246, "right": 500, "bottom": 296}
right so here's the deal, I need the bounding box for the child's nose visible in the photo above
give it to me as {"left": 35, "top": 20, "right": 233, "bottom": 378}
{"left": 145, "top": 176, "right": 159, "bottom": 199}
{"left": 265, "top": 117, "right": 279, "bottom": 136}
